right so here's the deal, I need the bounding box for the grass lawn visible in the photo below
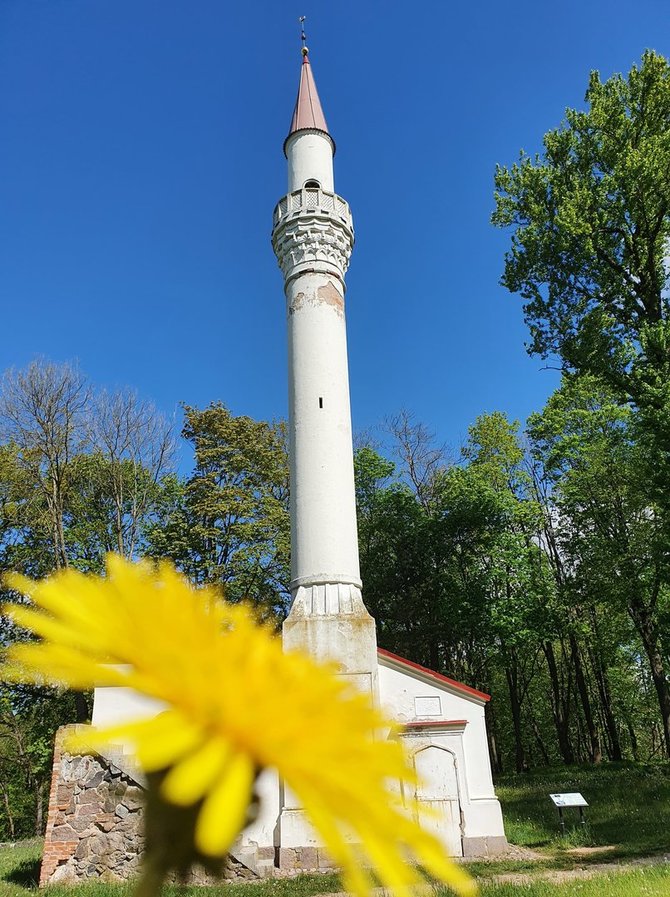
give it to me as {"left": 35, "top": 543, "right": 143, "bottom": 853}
{"left": 2, "top": 843, "right": 669, "bottom": 897}
{"left": 464, "top": 762, "right": 670, "bottom": 880}
{"left": 1, "top": 764, "right": 669, "bottom": 896}
{"left": 0, "top": 841, "right": 41, "bottom": 897}
{"left": 475, "top": 865, "right": 670, "bottom": 896}
{"left": 0, "top": 843, "right": 341, "bottom": 897}
{"left": 494, "top": 762, "right": 670, "bottom": 860}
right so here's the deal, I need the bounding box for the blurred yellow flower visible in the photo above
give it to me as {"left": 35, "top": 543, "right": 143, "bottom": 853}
{"left": 3, "top": 556, "right": 475, "bottom": 897}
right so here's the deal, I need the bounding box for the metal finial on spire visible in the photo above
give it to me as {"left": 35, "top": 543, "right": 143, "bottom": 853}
{"left": 299, "top": 16, "right": 309, "bottom": 56}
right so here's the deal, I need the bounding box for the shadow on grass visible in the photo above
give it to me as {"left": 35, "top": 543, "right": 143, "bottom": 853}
{"left": 3, "top": 857, "right": 41, "bottom": 889}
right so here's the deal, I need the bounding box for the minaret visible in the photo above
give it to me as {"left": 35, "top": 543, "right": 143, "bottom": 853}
{"left": 272, "top": 42, "right": 379, "bottom": 698}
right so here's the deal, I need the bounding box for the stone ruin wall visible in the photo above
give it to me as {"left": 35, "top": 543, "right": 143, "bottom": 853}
{"left": 40, "top": 726, "right": 267, "bottom": 886}
{"left": 40, "top": 728, "right": 145, "bottom": 885}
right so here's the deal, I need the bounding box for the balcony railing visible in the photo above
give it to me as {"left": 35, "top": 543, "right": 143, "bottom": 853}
{"left": 272, "top": 187, "right": 352, "bottom": 229}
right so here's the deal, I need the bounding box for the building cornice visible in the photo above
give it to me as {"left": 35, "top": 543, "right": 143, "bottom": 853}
{"left": 378, "top": 648, "right": 491, "bottom": 705}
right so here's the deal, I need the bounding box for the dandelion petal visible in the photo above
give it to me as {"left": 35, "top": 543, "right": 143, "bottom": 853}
{"left": 195, "top": 751, "right": 254, "bottom": 857}
{"left": 161, "top": 737, "right": 232, "bottom": 806}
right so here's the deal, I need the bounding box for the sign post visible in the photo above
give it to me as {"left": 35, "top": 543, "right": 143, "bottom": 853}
{"left": 549, "top": 793, "right": 588, "bottom": 834}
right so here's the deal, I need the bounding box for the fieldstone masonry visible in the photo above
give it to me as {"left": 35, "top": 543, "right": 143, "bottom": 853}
{"left": 40, "top": 727, "right": 144, "bottom": 886}
{"left": 40, "top": 726, "right": 270, "bottom": 887}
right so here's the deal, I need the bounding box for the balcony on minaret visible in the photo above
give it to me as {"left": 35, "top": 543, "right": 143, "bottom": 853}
{"left": 272, "top": 185, "right": 352, "bottom": 230}
{"left": 272, "top": 185, "right": 354, "bottom": 284}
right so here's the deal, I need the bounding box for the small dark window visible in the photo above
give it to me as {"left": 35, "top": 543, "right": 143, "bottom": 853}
{"left": 304, "top": 179, "right": 320, "bottom": 189}
{"left": 319, "top": 397, "right": 323, "bottom": 408}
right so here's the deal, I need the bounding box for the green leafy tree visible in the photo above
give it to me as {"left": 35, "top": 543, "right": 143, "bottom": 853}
{"left": 459, "top": 413, "right": 559, "bottom": 770}
{"left": 528, "top": 375, "right": 670, "bottom": 756}
{"left": 147, "top": 404, "right": 290, "bottom": 620}
{"left": 493, "top": 51, "right": 670, "bottom": 502}
{"left": 0, "top": 361, "right": 176, "bottom": 833}
{"left": 356, "top": 415, "right": 558, "bottom": 771}
{"left": 0, "top": 362, "right": 174, "bottom": 574}
{"left": 355, "top": 437, "right": 491, "bottom": 683}
{"left": 0, "top": 686, "right": 79, "bottom": 838}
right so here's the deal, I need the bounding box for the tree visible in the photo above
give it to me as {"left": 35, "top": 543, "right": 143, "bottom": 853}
{"left": 0, "top": 363, "right": 175, "bottom": 572}
{"left": 0, "top": 686, "right": 79, "bottom": 838}
{"left": 356, "top": 413, "right": 559, "bottom": 772}
{"left": 526, "top": 452, "right": 607, "bottom": 763}
{"left": 493, "top": 51, "right": 670, "bottom": 501}
{"left": 528, "top": 374, "right": 670, "bottom": 756}
{"left": 0, "top": 362, "right": 179, "bottom": 833}
{"left": 0, "top": 361, "right": 177, "bottom": 739}
{"left": 384, "top": 411, "right": 448, "bottom": 509}
{"left": 0, "top": 360, "right": 90, "bottom": 569}
{"left": 147, "top": 404, "right": 290, "bottom": 620}
{"left": 459, "top": 413, "right": 560, "bottom": 769}
{"left": 87, "top": 389, "right": 174, "bottom": 559}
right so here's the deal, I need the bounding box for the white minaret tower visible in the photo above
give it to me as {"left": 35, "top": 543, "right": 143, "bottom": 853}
{"left": 272, "top": 39, "right": 379, "bottom": 698}
{"left": 271, "top": 34, "right": 379, "bottom": 865}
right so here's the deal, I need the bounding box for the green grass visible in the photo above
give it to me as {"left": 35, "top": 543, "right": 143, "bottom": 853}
{"left": 0, "top": 846, "right": 341, "bottom": 897}
{"left": 494, "top": 762, "right": 670, "bottom": 857}
{"left": 0, "top": 840, "right": 341, "bottom": 897}
{"left": 474, "top": 865, "right": 670, "bottom": 896}
{"left": 3, "top": 841, "right": 670, "bottom": 897}
{"left": 50, "top": 877, "right": 342, "bottom": 897}
{"left": 0, "top": 840, "right": 42, "bottom": 897}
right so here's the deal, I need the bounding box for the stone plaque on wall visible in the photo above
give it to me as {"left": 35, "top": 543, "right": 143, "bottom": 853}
{"left": 414, "top": 696, "right": 442, "bottom": 717}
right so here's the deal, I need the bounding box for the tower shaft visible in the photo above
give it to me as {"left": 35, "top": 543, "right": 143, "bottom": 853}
{"left": 271, "top": 53, "right": 378, "bottom": 696}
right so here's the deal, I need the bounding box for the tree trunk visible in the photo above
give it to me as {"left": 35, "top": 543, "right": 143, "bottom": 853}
{"left": 485, "top": 702, "right": 502, "bottom": 774}
{"left": 34, "top": 779, "right": 45, "bottom": 835}
{"left": 50, "top": 473, "right": 69, "bottom": 569}
{"left": 528, "top": 711, "right": 551, "bottom": 765}
{"left": 0, "top": 779, "right": 15, "bottom": 839}
{"left": 569, "top": 631, "right": 601, "bottom": 763}
{"left": 428, "top": 635, "right": 439, "bottom": 673}
{"left": 629, "top": 596, "right": 670, "bottom": 758}
{"left": 587, "top": 636, "right": 623, "bottom": 761}
{"left": 578, "top": 713, "right": 590, "bottom": 763}
{"left": 626, "top": 718, "right": 640, "bottom": 761}
{"left": 74, "top": 691, "right": 89, "bottom": 723}
{"left": 543, "top": 640, "right": 575, "bottom": 764}
{"left": 505, "top": 661, "right": 526, "bottom": 772}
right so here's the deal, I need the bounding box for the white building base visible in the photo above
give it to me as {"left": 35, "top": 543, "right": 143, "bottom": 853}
{"left": 84, "top": 647, "right": 506, "bottom": 878}
{"left": 238, "top": 646, "right": 507, "bottom": 866}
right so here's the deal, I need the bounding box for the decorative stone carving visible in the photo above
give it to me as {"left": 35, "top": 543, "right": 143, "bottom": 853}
{"left": 272, "top": 188, "right": 354, "bottom": 283}
{"left": 289, "top": 580, "right": 366, "bottom": 616}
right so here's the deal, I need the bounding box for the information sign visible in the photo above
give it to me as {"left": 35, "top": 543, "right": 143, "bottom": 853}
{"left": 549, "top": 793, "right": 588, "bottom": 808}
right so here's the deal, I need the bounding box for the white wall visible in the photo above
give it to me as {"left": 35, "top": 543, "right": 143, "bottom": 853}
{"left": 286, "top": 131, "right": 334, "bottom": 192}
{"left": 378, "top": 662, "right": 506, "bottom": 841}
{"left": 91, "top": 686, "right": 164, "bottom": 727}
{"left": 286, "top": 270, "right": 360, "bottom": 587}
{"left": 242, "top": 767, "right": 280, "bottom": 847}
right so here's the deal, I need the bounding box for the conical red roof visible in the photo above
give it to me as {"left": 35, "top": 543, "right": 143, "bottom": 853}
{"left": 287, "top": 51, "right": 331, "bottom": 140}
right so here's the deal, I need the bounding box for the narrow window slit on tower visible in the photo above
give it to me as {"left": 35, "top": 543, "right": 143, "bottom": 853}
{"left": 319, "top": 397, "right": 323, "bottom": 408}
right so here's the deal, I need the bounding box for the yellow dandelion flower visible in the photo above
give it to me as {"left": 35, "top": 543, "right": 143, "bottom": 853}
{"left": 3, "top": 556, "right": 475, "bottom": 897}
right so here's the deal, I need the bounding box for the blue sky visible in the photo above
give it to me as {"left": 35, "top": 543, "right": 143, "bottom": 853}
{"left": 1, "top": 0, "right": 667, "bottom": 468}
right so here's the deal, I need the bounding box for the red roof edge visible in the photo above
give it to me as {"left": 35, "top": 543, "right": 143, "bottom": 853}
{"left": 403, "top": 720, "right": 468, "bottom": 729}
{"left": 377, "top": 648, "right": 491, "bottom": 702}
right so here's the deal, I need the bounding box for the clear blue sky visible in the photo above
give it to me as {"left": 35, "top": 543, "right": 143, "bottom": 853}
{"left": 1, "top": 0, "right": 667, "bottom": 467}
